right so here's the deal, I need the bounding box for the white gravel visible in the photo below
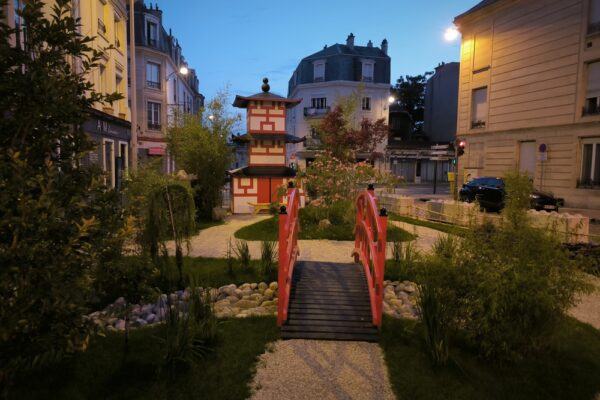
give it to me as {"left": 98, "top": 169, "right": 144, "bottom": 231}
{"left": 249, "top": 339, "right": 396, "bottom": 400}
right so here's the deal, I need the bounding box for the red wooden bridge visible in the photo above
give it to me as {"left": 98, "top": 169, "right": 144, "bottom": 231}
{"left": 277, "top": 184, "right": 387, "bottom": 342}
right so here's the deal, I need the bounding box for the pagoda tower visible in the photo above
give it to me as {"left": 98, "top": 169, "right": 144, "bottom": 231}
{"left": 230, "top": 78, "right": 304, "bottom": 214}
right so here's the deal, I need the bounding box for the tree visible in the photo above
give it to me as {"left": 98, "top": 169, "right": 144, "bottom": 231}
{"left": 390, "top": 73, "right": 432, "bottom": 127}
{"left": 167, "top": 92, "right": 237, "bottom": 221}
{"left": 0, "top": 0, "right": 123, "bottom": 384}
{"left": 317, "top": 105, "right": 388, "bottom": 162}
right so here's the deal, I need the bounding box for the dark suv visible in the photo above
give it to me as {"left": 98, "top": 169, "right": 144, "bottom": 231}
{"left": 458, "top": 176, "right": 563, "bottom": 212}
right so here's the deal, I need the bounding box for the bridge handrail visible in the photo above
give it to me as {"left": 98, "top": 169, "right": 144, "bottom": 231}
{"left": 277, "top": 184, "right": 300, "bottom": 326}
{"left": 353, "top": 186, "right": 388, "bottom": 328}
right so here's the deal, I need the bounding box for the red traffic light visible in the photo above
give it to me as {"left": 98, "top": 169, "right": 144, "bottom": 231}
{"left": 456, "top": 139, "right": 466, "bottom": 157}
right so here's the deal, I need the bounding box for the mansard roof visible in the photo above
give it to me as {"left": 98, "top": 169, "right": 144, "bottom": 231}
{"left": 454, "top": 0, "right": 500, "bottom": 22}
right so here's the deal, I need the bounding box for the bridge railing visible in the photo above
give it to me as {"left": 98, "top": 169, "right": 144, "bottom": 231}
{"left": 353, "top": 185, "right": 388, "bottom": 328}
{"left": 277, "top": 182, "right": 300, "bottom": 326}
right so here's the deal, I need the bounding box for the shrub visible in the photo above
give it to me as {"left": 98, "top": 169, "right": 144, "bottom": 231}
{"left": 92, "top": 257, "right": 157, "bottom": 307}
{"left": 260, "top": 241, "right": 278, "bottom": 281}
{"left": 234, "top": 240, "right": 251, "bottom": 271}
{"left": 417, "top": 282, "right": 450, "bottom": 366}
{"left": 418, "top": 172, "right": 590, "bottom": 361}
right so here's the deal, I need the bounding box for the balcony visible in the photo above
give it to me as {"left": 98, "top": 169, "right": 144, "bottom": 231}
{"left": 583, "top": 100, "right": 600, "bottom": 117}
{"left": 304, "top": 107, "right": 330, "bottom": 117}
{"left": 147, "top": 80, "right": 160, "bottom": 89}
{"left": 471, "top": 120, "right": 486, "bottom": 129}
{"left": 147, "top": 123, "right": 161, "bottom": 131}
{"left": 304, "top": 137, "right": 322, "bottom": 149}
{"left": 576, "top": 179, "right": 600, "bottom": 189}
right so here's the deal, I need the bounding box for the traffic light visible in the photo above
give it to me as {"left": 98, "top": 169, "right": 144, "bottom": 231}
{"left": 457, "top": 139, "right": 466, "bottom": 157}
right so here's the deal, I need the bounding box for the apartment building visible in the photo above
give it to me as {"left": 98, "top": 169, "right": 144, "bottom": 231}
{"left": 4, "top": 0, "right": 132, "bottom": 189}
{"left": 130, "top": 1, "right": 203, "bottom": 173}
{"left": 287, "top": 34, "right": 391, "bottom": 169}
{"left": 455, "top": 0, "right": 600, "bottom": 209}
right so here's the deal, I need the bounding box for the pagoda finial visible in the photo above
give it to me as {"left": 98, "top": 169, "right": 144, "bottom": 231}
{"left": 261, "top": 77, "right": 270, "bottom": 92}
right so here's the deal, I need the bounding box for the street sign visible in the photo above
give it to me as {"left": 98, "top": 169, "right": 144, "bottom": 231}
{"left": 430, "top": 156, "right": 450, "bottom": 161}
{"left": 430, "top": 150, "right": 452, "bottom": 156}
{"left": 431, "top": 144, "right": 450, "bottom": 150}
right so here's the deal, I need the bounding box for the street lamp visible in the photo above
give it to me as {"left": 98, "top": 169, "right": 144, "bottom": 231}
{"left": 444, "top": 26, "right": 459, "bottom": 42}
{"left": 388, "top": 96, "right": 396, "bottom": 104}
{"left": 167, "top": 65, "right": 188, "bottom": 81}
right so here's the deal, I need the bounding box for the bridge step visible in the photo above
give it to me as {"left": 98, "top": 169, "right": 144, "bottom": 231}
{"left": 281, "top": 261, "right": 378, "bottom": 342}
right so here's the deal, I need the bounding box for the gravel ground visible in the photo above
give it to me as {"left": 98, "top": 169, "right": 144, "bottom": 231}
{"left": 569, "top": 274, "right": 600, "bottom": 330}
{"left": 249, "top": 340, "right": 395, "bottom": 400}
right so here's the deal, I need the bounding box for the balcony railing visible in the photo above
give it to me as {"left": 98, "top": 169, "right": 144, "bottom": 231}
{"left": 304, "top": 107, "right": 330, "bottom": 117}
{"left": 471, "top": 120, "right": 486, "bottom": 129}
{"left": 147, "top": 122, "right": 161, "bottom": 130}
{"left": 304, "top": 137, "right": 322, "bottom": 149}
{"left": 576, "top": 179, "right": 600, "bottom": 189}
{"left": 147, "top": 80, "right": 160, "bottom": 89}
{"left": 583, "top": 104, "right": 600, "bottom": 116}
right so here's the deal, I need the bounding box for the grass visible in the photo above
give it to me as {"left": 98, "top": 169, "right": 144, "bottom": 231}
{"left": 389, "top": 213, "right": 469, "bottom": 236}
{"left": 234, "top": 215, "right": 416, "bottom": 242}
{"left": 380, "top": 316, "right": 600, "bottom": 400}
{"left": 11, "top": 317, "right": 279, "bottom": 400}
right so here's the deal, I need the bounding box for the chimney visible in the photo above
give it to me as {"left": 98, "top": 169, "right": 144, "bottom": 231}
{"left": 381, "top": 38, "right": 388, "bottom": 55}
{"left": 367, "top": 40, "right": 373, "bottom": 48}
{"left": 346, "top": 33, "right": 355, "bottom": 49}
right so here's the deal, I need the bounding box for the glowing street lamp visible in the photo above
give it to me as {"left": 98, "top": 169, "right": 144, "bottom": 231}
{"left": 179, "top": 66, "right": 189, "bottom": 76}
{"left": 388, "top": 96, "right": 396, "bottom": 104}
{"left": 444, "top": 26, "right": 459, "bottom": 42}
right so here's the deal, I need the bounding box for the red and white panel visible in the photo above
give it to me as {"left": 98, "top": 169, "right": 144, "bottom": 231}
{"left": 247, "top": 101, "right": 286, "bottom": 133}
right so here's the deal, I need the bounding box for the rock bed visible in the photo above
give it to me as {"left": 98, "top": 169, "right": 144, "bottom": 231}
{"left": 89, "top": 280, "right": 419, "bottom": 332}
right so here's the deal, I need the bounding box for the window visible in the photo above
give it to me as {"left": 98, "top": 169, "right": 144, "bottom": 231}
{"left": 13, "top": 0, "right": 25, "bottom": 49}
{"left": 473, "top": 29, "right": 492, "bottom": 73}
{"left": 114, "top": 15, "right": 122, "bottom": 49}
{"left": 580, "top": 139, "right": 600, "bottom": 188}
{"left": 173, "top": 77, "right": 177, "bottom": 103}
{"left": 311, "top": 97, "right": 327, "bottom": 109}
{"left": 146, "top": 62, "right": 160, "bottom": 89}
{"left": 115, "top": 75, "right": 123, "bottom": 114}
{"left": 313, "top": 61, "right": 325, "bottom": 82}
{"left": 97, "top": 0, "right": 106, "bottom": 36}
{"left": 147, "top": 101, "right": 161, "bottom": 130}
{"left": 103, "top": 139, "right": 115, "bottom": 188}
{"left": 362, "top": 97, "right": 371, "bottom": 110}
{"left": 362, "top": 61, "right": 374, "bottom": 82}
{"left": 98, "top": 65, "right": 106, "bottom": 94}
{"left": 589, "top": 0, "right": 600, "bottom": 34}
{"left": 584, "top": 61, "right": 600, "bottom": 116}
{"left": 146, "top": 20, "right": 158, "bottom": 47}
{"left": 471, "top": 87, "right": 488, "bottom": 128}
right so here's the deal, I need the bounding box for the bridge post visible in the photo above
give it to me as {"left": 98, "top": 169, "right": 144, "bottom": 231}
{"left": 277, "top": 205, "right": 288, "bottom": 327}
{"left": 376, "top": 207, "right": 388, "bottom": 327}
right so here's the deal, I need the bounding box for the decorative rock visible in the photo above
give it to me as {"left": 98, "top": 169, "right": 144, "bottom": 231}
{"left": 234, "top": 289, "right": 243, "bottom": 299}
{"left": 141, "top": 304, "right": 153, "bottom": 314}
{"left": 114, "top": 297, "right": 126, "bottom": 306}
{"left": 263, "top": 288, "right": 274, "bottom": 301}
{"left": 223, "top": 284, "right": 237, "bottom": 296}
{"left": 145, "top": 313, "right": 156, "bottom": 323}
{"left": 249, "top": 293, "right": 263, "bottom": 303}
{"left": 240, "top": 283, "right": 251, "bottom": 290}
{"left": 261, "top": 300, "right": 277, "bottom": 307}
{"left": 236, "top": 299, "right": 259, "bottom": 309}
{"left": 115, "top": 319, "right": 126, "bottom": 331}
{"left": 250, "top": 283, "right": 258, "bottom": 290}
{"left": 258, "top": 282, "right": 268, "bottom": 291}
{"left": 226, "top": 295, "right": 240, "bottom": 304}
{"left": 242, "top": 288, "right": 253, "bottom": 297}
{"left": 403, "top": 283, "right": 416, "bottom": 294}
{"left": 318, "top": 219, "right": 332, "bottom": 230}
{"left": 269, "top": 282, "right": 278, "bottom": 291}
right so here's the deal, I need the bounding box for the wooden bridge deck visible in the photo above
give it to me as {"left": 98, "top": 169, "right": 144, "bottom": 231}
{"left": 281, "top": 261, "right": 378, "bottom": 342}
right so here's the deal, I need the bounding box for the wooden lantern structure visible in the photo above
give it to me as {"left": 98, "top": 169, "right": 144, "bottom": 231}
{"left": 229, "top": 78, "right": 304, "bottom": 214}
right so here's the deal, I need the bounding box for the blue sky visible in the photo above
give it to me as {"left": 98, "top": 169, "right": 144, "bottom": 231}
{"left": 157, "top": 0, "right": 479, "bottom": 102}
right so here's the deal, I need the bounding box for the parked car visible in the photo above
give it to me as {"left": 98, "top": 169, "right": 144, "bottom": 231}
{"left": 459, "top": 176, "right": 563, "bottom": 212}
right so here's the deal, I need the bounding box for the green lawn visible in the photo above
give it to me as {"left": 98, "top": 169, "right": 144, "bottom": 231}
{"left": 388, "top": 213, "right": 469, "bottom": 236}
{"left": 380, "top": 316, "right": 600, "bottom": 400}
{"left": 11, "top": 317, "right": 279, "bottom": 400}
{"left": 235, "top": 216, "right": 415, "bottom": 242}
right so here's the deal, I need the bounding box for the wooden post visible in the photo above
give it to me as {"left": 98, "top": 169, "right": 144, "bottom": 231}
{"left": 277, "top": 205, "right": 288, "bottom": 327}
{"left": 377, "top": 207, "right": 388, "bottom": 328}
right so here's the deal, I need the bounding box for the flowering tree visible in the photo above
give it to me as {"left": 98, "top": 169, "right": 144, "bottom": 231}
{"left": 300, "top": 151, "right": 397, "bottom": 207}
{"left": 318, "top": 106, "right": 388, "bottom": 161}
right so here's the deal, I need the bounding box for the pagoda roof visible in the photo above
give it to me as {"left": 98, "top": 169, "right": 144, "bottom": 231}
{"left": 228, "top": 166, "right": 297, "bottom": 177}
{"left": 233, "top": 77, "right": 301, "bottom": 109}
{"left": 232, "top": 133, "right": 305, "bottom": 144}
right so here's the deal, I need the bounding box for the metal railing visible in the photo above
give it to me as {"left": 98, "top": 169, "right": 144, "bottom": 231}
{"left": 353, "top": 185, "right": 388, "bottom": 328}
{"left": 303, "top": 107, "right": 330, "bottom": 117}
{"left": 277, "top": 183, "right": 300, "bottom": 326}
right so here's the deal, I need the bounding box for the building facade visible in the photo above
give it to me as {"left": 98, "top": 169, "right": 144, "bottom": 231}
{"left": 455, "top": 0, "right": 600, "bottom": 209}
{"left": 387, "top": 63, "right": 459, "bottom": 183}
{"left": 130, "top": 1, "right": 203, "bottom": 173}
{"left": 5, "top": 0, "right": 132, "bottom": 189}
{"left": 287, "top": 34, "right": 391, "bottom": 169}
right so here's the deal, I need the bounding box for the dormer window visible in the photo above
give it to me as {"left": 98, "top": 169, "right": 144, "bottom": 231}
{"left": 313, "top": 60, "right": 325, "bottom": 82}
{"left": 146, "top": 19, "right": 158, "bottom": 47}
{"left": 361, "top": 60, "right": 374, "bottom": 82}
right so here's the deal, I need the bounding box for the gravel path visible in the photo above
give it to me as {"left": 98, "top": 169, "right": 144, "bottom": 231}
{"left": 249, "top": 340, "right": 395, "bottom": 400}
{"left": 569, "top": 274, "right": 600, "bottom": 330}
